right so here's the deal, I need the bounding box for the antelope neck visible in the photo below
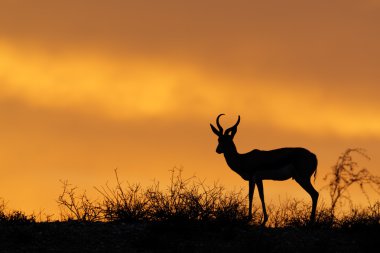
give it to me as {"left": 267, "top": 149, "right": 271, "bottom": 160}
{"left": 223, "top": 144, "right": 240, "bottom": 171}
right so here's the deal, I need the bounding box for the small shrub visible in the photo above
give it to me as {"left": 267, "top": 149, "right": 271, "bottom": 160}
{"left": 57, "top": 180, "right": 102, "bottom": 222}
{"left": 144, "top": 169, "right": 247, "bottom": 223}
{"left": 267, "top": 198, "right": 311, "bottom": 228}
{"left": 95, "top": 171, "right": 150, "bottom": 222}
{"left": 0, "top": 199, "right": 36, "bottom": 224}
{"left": 323, "top": 148, "right": 380, "bottom": 218}
{"left": 337, "top": 202, "right": 380, "bottom": 230}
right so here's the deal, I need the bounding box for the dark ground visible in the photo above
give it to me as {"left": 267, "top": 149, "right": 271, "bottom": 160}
{"left": 0, "top": 221, "right": 378, "bottom": 253}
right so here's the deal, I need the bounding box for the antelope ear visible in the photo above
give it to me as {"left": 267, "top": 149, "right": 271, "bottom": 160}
{"left": 230, "top": 128, "right": 238, "bottom": 137}
{"left": 225, "top": 127, "right": 237, "bottom": 138}
{"left": 225, "top": 115, "right": 240, "bottom": 138}
{"left": 210, "top": 124, "right": 221, "bottom": 136}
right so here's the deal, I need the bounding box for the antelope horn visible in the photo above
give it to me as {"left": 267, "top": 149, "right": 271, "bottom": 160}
{"left": 225, "top": 115, "right": 240, "bottom": 135}
{"left": 216, "top": 114, "right": 225, "bottom": 133}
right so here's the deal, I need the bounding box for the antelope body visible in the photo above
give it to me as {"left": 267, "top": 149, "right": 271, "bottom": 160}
{"left": 210, "top": 114, "right": 319, "bottom": 225}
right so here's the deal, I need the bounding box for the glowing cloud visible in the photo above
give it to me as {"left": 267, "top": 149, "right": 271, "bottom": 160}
{"left": 1, "top": 40, "right": 380, "bottom": 138}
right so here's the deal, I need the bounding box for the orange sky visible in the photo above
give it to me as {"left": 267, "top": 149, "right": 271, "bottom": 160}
{"left": 1, "top": 0, "right": 380, "bottom": 216}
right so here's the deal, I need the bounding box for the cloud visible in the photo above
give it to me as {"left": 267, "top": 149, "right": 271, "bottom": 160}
{"left": 0, "top": 41, "right": 199, "bottom": 118}
{"left": 2, "top": 38, "right": 380, "bottom": 138}
{"left": 1, "top": 0, "right": 380, "bottom": 137}
{"left": 1, "top": 0, "right": 379, "bottom": 88}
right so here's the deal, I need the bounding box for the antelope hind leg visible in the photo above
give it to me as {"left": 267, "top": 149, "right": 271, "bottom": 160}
{"left": 256, "top": 180, "right": 268, "bottom": 225}
{"left": 248, "top": 179, "right": 255, "bottom": 220}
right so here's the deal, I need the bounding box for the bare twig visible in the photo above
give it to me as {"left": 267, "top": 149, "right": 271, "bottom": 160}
{"left": 323, "top": 148, "right": 380, "bottom": 217}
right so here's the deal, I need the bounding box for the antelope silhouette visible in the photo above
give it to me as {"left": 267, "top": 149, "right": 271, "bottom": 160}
{"left": 210, "top": 114, "right": 319, "bottom": 225}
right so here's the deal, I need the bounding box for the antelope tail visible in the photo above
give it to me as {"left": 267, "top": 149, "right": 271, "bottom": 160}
{"left": 313, "top": 155, "right": 318, "bottom": 183}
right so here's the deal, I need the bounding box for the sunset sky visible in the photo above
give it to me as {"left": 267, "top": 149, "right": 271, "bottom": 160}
{"left": 1, "top": 0, "right": 379, "bottom": 216}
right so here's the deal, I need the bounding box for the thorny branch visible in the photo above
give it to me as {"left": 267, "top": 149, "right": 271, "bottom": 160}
{"left": 323, "top": 148, "right": 380, "bottom": 217}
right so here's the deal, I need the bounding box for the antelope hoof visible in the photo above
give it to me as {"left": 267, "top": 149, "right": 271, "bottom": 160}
{"left": 308, "top": 217, "right": 316, "bottom": 226}
{"left": 261, "top": 216, "right": 268, "bottom": 226}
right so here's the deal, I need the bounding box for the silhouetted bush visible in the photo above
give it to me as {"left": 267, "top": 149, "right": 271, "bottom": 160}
{"left": 95, "top": 174, "right": 150, "bottom": 222}
{"left": 323, "top": 148, "right": 380, "bottom": 218}
{"left": 57, "top": 168, "right": 248, "bottom": 223}
{"left": 0, "top": 198, "right": 36, "bottom": 224}
{"left": 2, "top": 149, "right": 380, "bottom": 252}
{"left": 337, "top": 201, "right": 380, "bottom": 230}
{"left": 56, "top": 164, "right": 380, "bottom": 228}
{"left": 144, "top": 169, "right": 247, "bottom": 223}
{"left": 57, "top": 180, "right": 102, "bottom": 222}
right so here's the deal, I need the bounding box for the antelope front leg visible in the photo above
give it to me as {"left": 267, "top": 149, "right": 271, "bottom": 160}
{"left": 248, "top": 179, "right": 255, "bottom": 220}
{"left": 256, "top": 179, "right": 268, "bottom": 225}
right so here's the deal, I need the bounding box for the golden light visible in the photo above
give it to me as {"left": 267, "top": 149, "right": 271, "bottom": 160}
{"left": 1, "top": 40, "right": 380, "bottom": 139}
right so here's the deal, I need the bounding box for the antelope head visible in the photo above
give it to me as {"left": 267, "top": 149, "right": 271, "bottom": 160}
{"left": 210, "top": 114, "right": 240, "bottom": 154}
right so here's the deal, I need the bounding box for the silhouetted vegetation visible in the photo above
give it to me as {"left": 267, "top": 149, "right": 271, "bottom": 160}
{"left": 0, "top": 148, "right": 379, "bottom": 252}
{"left": 54, "top": 148, "right": 380, "bottom": 228}
{"left": 323, "top": 148, "right": 380, "bottom": 218}
{"left": 0, "top": 198, "right": 35, "bottom": 224}
{"left": 58, "top": 168, "right": 248, "bottom": 224}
